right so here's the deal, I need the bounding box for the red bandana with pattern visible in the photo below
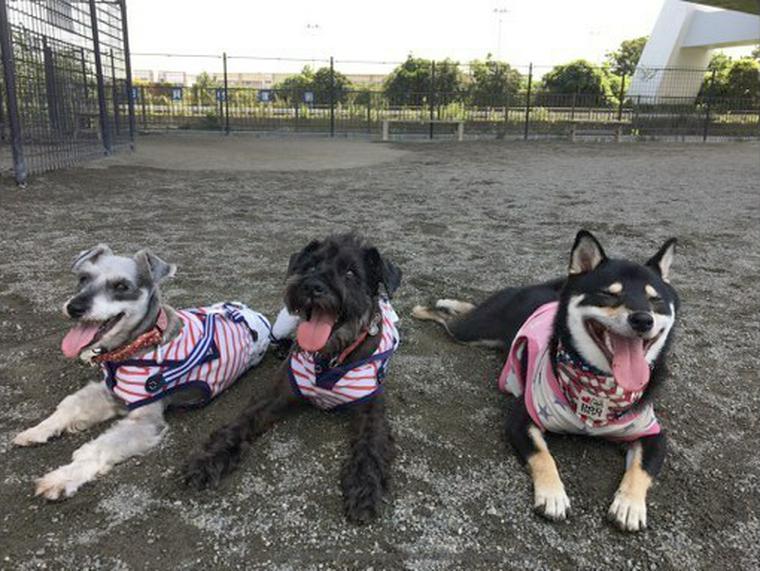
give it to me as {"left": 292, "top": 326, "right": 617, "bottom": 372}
{"left": 555, "top": 346, "right": 649, "bottom": 427}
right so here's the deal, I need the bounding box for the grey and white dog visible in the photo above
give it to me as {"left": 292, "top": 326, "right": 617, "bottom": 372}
{"left": 13, "top": 244, "right": 271, "bottom": 500}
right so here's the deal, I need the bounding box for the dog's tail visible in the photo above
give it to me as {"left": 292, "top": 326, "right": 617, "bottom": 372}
{"left": 411, "top": 298, "right": 476, "bottom": 339}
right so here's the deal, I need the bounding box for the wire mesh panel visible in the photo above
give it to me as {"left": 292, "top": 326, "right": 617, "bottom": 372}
{"left": 0, "top": 0, "right": 133, "bottom": 184}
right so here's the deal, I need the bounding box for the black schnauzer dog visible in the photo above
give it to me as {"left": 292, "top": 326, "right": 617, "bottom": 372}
{"left": 183, "top": 233, "right": 402, "bottom": 524}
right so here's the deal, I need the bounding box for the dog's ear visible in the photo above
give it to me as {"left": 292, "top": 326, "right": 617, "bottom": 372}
{"left": 568, "top": 230, "right": 607, "bottom": 275}
{"left": 134, "top": 250, "right": 176, "bottom": 284}
{"left": 646, "top": 238, "right": 677, "bottom": 283}
{"left": 364, "top": 247, "right": 402, "bottom": 298}
{"left": 287, "top": 240, "right": 321, "bottom": 276}
{"left": 71, "top": 244, "right": 112, "bottom": 271}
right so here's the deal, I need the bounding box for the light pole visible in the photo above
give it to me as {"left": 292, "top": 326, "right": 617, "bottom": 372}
{"left": 493, "top": 8, "right": 509, "bottom": 60}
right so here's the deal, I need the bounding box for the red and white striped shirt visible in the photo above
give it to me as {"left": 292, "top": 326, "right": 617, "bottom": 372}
{"left": 288, "top": 300, "right": 400, "bottom": 410}
{"left": 102, "top": 303, "right": 271, "bottom": 410}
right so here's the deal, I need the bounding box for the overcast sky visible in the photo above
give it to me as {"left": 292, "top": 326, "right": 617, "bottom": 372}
{"left": 127, "top": 0, "right": 753, "bottom": 75}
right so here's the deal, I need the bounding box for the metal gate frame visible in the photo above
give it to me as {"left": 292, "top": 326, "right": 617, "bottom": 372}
{"left": 0, "top": 0, "right": 135, "bottom": 185}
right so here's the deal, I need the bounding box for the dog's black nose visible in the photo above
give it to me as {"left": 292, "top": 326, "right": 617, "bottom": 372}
{"left": 628, "top": 311, "right": 654, "bottom": 333}
{"left": 66, "top": 298, "right": 88, "bottom": 319}
{"left": 304, "top": 280, "right": 327, "bottom": 297}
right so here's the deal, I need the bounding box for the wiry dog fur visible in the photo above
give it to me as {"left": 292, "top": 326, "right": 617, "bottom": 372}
{"left": 412, "top": 230, "right": 679, "bottom": 532}
{"left": 182, "top": 233, "right": 402, "bottom": 524}
{"left": 13, "top": 245, "right": 180, "bottom": 500}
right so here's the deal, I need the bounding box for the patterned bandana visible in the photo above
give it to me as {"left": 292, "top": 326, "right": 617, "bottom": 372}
{"left": 555, "top": 345, "right": 649, "bottom": 427}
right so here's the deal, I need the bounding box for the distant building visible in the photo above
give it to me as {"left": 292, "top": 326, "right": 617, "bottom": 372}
{"left": 132, "top": 70, "right": 388, "bottom": 88}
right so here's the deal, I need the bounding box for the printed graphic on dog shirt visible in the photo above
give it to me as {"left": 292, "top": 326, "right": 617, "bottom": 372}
{"left": 498, "top": 302, "right": 660, "bottom": 441}
{"left": 288, "top": 300, "right": 400, "bottom": 410}
{"left": 102, "top": 303, "right": 271, "bottom": 409}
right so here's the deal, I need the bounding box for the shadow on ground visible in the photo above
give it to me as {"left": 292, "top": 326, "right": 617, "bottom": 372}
{"left": 1, "top": 136, "right": 759, "bottom": 569}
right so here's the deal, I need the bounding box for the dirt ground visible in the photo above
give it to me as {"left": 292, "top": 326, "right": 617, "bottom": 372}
{"left": 1, "top": 136, "right": 758, "bottom": 570}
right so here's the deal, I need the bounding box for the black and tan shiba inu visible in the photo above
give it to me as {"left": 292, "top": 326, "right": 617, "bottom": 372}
{"left": 412, "top": 230, "right": 679, "bottom": 531}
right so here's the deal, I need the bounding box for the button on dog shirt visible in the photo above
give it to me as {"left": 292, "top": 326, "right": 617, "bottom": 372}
{"left": 498, "top": 302, "right": 660, "bottom": 441}
{"left": 102, "top": 303, "right": 271, "bottom": 409}
{"left": 288, "top": 300, "right": 400, "bottom": 410}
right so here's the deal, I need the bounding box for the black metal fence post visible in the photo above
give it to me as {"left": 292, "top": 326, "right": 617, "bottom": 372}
{"left": 109, "top": 49, "right": 120, "bottom": 136}
{"left": 223, "top": 51, "right": 230, "bottom": 134}
{"left": 367, "top": 92, "right": 371, "bottom": 135}
{"left": 329, "top": 56, "right": 335, "bottom": 137}
{"left": 119, "top": 0, "right": 136, "bottom": 147}
{"left": 429, "top": 60, "right": 435, "bottom": 140}
{"left": 140, "top": 85, "right": 147, "bottom": 130}
{"left": 0, "top": 0, "right": 27, "bottom": 184}
{"left": 524, "top": 62, "right": 532, "bottom": 140}
{"left": 703, "top": 68, "right": 716, "bottom": 142}
{"left": 617, "top": 74, "right": 626, "bottom": 122}
{"left": 89, "top": 0, "right": 112, "bottom": 154}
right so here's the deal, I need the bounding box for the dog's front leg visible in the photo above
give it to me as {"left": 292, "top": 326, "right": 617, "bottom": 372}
{"left": 34, "top": 401, "right": 166, "bottom": 500}
{"left": 505, "top": 396, "right": 570, "bottom": 521}
{"left": 14, "top": 382, "right": 122, "bottom": 447}
{"left": 182, "top": 373, "right": 298, "bottom": 490}
{"left": 608, "top": 433, "right": 666, "bottom": 532}
{"left": 340, "top": 393, "right": 395, "bottom": 524}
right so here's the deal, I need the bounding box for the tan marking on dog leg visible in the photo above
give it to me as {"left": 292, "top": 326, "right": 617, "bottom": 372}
{"left": 608, "top": 441, "right": 652, "bottom": 532}
{"left": 411, "top": 305, "right": 449, "bottom": 325}
{"left": 435, "top": 298, "right": 475, "bottom": 315}
{"left": 527, "top": 426, "right": 570, "bottom": 521}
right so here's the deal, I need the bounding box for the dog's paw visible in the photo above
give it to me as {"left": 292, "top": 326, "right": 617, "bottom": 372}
{"left": 13, "top": 426, "right": 53, "bottom": 447}
{"left": 341, "top": 463, "right": 385, "bottom": 525}
{"left": 181, "top": 455, "right": 223, "bottom": 491}
{"left": 608, "top": 491, "right": 647, "bottom": 532}
{"left": 534, "top": 484, "right": 571, "bottom": 521}
{"left": 34, "top": 466, "right": 85, "bottom": 501}
{"left": 343, "top": 485, "right": 382, "bottom": 525}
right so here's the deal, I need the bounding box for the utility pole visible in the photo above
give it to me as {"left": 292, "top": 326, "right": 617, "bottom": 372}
{"left": 493, "top": 8, "right": 510, "bottom": 59}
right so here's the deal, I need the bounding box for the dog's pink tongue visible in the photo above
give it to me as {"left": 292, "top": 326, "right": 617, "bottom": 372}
{"left": 61, "top": 323, "right": 100, "bottom": 359}
{"left": 610, "top": 332, "right": 650, "bottom": 392}
{"left": 296, "top": 311, "right": 335, "bottom": 352}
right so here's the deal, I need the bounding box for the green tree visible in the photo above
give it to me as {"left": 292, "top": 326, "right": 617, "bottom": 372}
{"left": 724, "top": 58, "right": 760, "bottom": 100}
{"left": 275, "top": 66, "right": 315, "bottom": 103}
{"left": 707, "top": 52, "right": 732, "bottom": 73}
{"left": 540, "top": 59, "right": 613, "bottom": 103}
{"left": 605, "top": 36, "right": 648, "bottom": 76}
{"left": 192, "top": 71, "right": 219, "bottom": 106}
{"left": 468, "top": 55, "right": 522, "bottom": 107}
{"left": 383, "top": 55, "right": 463, "bottom": 106}
{"left": 311, "top": 67, "right": 352, "bottom": 105}
{"left": 274, "top": 66, "right": 352, "bottom": 105}
{"left": 701, "top": 56, "right": 760, "bottom": 102}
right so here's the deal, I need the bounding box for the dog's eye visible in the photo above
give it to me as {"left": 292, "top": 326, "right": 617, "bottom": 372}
{"left": 78, "top": 275, "right": 90, "bottom": 286}
{"left": 346, "top": 269, "right": 355, "bottom": 279}
{"left": 112, "top": 281, "right": 130, "bottom": 292}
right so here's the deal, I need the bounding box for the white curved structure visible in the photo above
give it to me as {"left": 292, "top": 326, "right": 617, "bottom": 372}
{"left": 628, "top": 0, "right": 760, "bottom": 101}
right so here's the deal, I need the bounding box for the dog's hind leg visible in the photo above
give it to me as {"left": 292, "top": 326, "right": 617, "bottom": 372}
{"left": 34, "top": 401, "right": 166, "bottom": 500}
{"left": 341, "top": 393, "right": 395, "bottom": 524}
{"left": 505, "top": 396, "right": 571, "bottom": 521}
{"left": 608, "top": 434, "right": 666, "bottom": 532}
{"left": 182, "top": 372, "right": 299, "bottom": 490}
{"left": 14, "top": 382, "right": 122, "bottom": 447}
